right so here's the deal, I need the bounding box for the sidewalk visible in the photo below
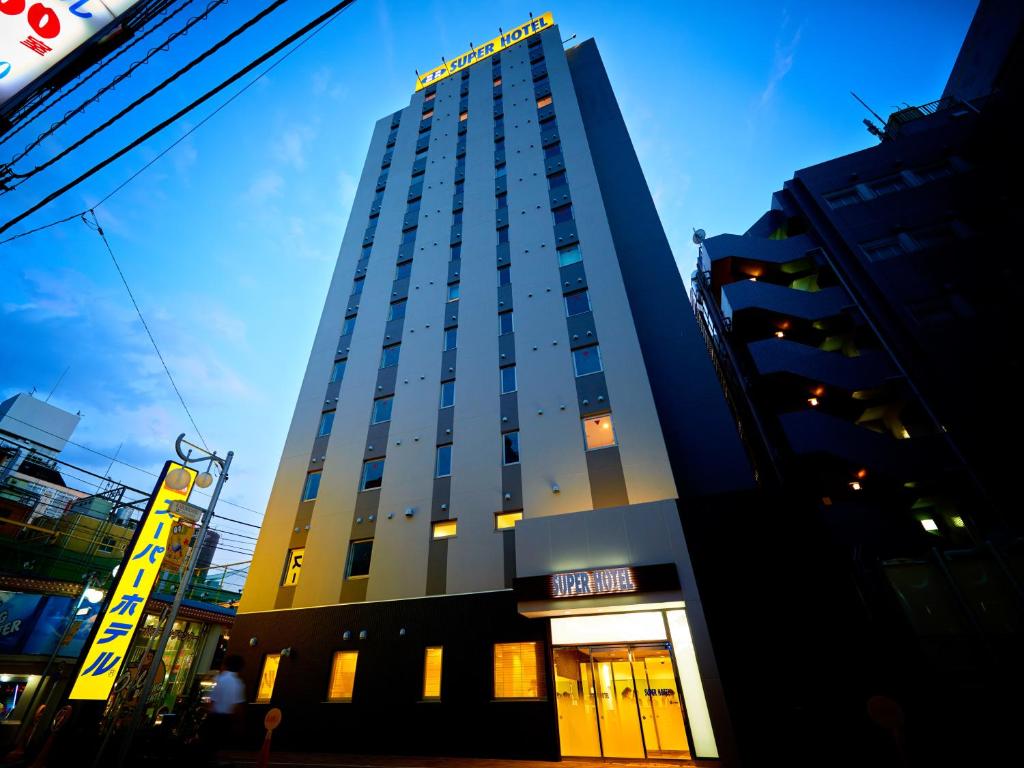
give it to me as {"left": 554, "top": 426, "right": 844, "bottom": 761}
{"left": 224, "top": 754, "right": 719, "bottom": 768}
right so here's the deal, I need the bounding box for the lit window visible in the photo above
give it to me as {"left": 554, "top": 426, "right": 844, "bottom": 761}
{"left": 536, "top": 95, "right": 553, "bottom": 109}
{"left": 548, "top": 170, "right": 567, "bottom": 189}
{"left": 282, "top": 547, "right": 303, "bottom": 586}
{"left": 328, "top": 651, "right": 358, "bottom": 701}
{"left": 318, "top": 412, "right": 335, "bottom": 437}
{"left": 500, "top": 365, "right": 517, "bottom": 394}
{"left": 422, "top": 109, "right": 434, "bottom": 120}
{"left": 256, "top": 654, "right": 280, "bottom": 703}
{"left": 423, "top": 647, "right": 443, "bottom": 700}
{"left": 557, "top": 243, "right": 582, "bottom": 267}
{"left": 388, "top": 300, "right": 407, "bottom": 321}
{"left": 494, "top": 642, "right": 545, "bottom": 699}
{"left": 395, "top": 261, "right": 413, "bottom": 280}
{"left": 436, "top": 445, "right": 453, "bottom": 478}
{"left": 342, "top": 316, "right": 356, "bottom": 335}
{"left": 583, "top": 413, "right": 616, "bottom": 450}
{"left": 495, "top": 511, "right": 523, "bottom": 530}
{"left": 552, "top": 204, "right": 574, "bottom": 225}
{"left": 302, "top": 472, "right": 321, "bottom": 501}
{"left": 920, "top": 518, "right": 939, "bottom": 533}
{"left": 459, "top": 111, "right": 468, "bottom": 122}
{"left": 499, "top": 310, "right": 514, "bottom": 335}
{"left": 564, "top": 289, "right": 590, "bottom": 317}
{"left": 346, "top": 539, "right": 373, "bottom": 578}
{"left": 380, "top": 344, "right": 401, "bottom": 368}
{"left": 497, "top": 265, "right": 511, "bottom": 286}
{"left": 503, "top": 431, "right": 520, "bottom": 465}
{"left": 573, "top": 345, "right": 603, "bottom": 377}
{"left": 331, "top": 361, "right": 346, "bottom": 383}
{"left": 360, "top": 459, "right": 385, "bottom": 491}
{"left": 371, "top": 397, "right": 393, "bottom": 424}
{"left": 447, "top": 283, "right": 460, "bottom": 302}
{"left": 439, "top": 380, "right": 455, "bottom": 408}
{"left": 432, "top": 519, "right": 457, "bottom": 539}
{"left": 493, "top": 77, "right": 502, "bottom": 87}
{"left": 444, "top": 327, "right": 458, "bottom": 351}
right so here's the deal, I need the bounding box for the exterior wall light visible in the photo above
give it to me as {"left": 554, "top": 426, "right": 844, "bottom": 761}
{"left": 343, "top": 631, "right": 352, "bottom": 640}
{"left": 920, "top": 518, "right": 939, "bottom": 532}
{"left": 281, "top": 647, "right": 293, "bottom": 657}
{"left": 849, "top": 481, "right": 862, "bottom": 491}
{"left": 359, "top": 630, "right": 368, "bottom": 640}
{"left": 165, "top": 467, "right": 191, "bottom": 491}
{"left": 808, "top": 398, "right": 819, "bottom": 407}
{"left": 249, "top": 637, "right": 258, "bottom": 647}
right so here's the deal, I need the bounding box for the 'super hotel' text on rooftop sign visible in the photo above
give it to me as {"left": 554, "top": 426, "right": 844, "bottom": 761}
{"left": 414, "top": 12, "right": 554, "bottom": 92}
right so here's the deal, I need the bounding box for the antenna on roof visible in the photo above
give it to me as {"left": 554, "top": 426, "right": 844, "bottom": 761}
{"left": 529, "top": 11, "right": 534, "bottom": 17}
{"left": 692, "top": 228, "right": 706, "bottom": 245}
{"left": 850, "top": 91, "right": 886, "bottom": 140}
{"left": 499, "top": 27, "right": 503, "bottom": 34}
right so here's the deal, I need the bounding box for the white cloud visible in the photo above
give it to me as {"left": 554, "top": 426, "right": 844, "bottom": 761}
{"left": 245, "top": 171, "right": 285, "bottom": 203}
{"left": 759, "top": 19, "right": 805, "bottom": 106}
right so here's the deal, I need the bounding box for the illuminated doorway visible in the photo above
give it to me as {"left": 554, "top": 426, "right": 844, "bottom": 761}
{"left": 554, "top": 643, "right": 692, "bottom": 759}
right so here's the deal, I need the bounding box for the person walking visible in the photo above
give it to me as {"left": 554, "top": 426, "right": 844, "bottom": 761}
{"left": 203, "top": 654, "right": 246, "bottom": 766}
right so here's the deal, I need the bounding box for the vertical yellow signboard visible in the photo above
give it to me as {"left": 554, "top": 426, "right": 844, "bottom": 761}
{"left": 69, "top": 461, "right": 197, "bottom": 700}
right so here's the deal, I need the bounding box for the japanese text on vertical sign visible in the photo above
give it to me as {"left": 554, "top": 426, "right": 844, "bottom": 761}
{"left": 68, "top": 460, "right": 196, "bottom": 700}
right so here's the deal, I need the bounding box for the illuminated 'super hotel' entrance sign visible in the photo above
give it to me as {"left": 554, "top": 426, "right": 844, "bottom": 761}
{"left": 414, "top": 12, "right": 554, "bottom": 92}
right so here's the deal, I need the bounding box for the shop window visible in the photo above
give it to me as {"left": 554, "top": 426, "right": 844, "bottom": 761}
{"left": 281, "top": 548, "right": 304, "bottom": 586}
{"left": 346, "top": 539, "right": 373, "bottom": 578}
{"left": 318, "top": 411, "right": 335, "bottom": 437}
{"left": 433, "top": 519, "right": 457, "bottom": 539}
{"left": 388, "top": 300, "right": 407, "bottom": 321}
{"left": 564, "top": 289, "right": 590, "bottom": 317}
{"left": 328, "top": 651, "right": 358, "bottom": 701}
{"left": 360, "top": 459, "right": 385, "bottom": 491}
{"left": 503, "top": 431, "right": 520, "bottom": 465}
{"left": 573, "top": 345, "right": 603, "bottom": 377}
{"left": 371, "top": 397, "right": 393, "bottom": 424}
{"left": 331, "top": 360, "right": 346, "bottom": 383}
{"left": 436, "top": 444, "right": 453, "bottom": 478}
{"left": 500, "top": 365, "right": 517, "bottom": 394}
{"left": 423, "top": 647, "right": 443, "bottom": 700}
{"left": 302, "top": 471, "right": 321, "bottom": 501}
{"left": 536, "top": 95, "right": 553, "bottom": 109}
{"left": 255, "top": 654, "right": 280, "bottom": 702}
{"left": 583, "top": 413, "right": 616, "bottom": 450}
{"left": 557, "top": 243, "right": 582, "bottom": 267}
{"left": 439, "top": 379, "right": 455, "bottom": 409}
{"left": 494, "top": 642, "right": 546, "bottom": 699}
{"left": 495, "top": 510, "right": 523, "bottom": 530}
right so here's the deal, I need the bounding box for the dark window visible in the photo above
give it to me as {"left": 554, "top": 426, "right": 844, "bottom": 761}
{"left": 331, "top": 360, "right": 346, "bottom": 383}
{"left": 346, "top": 539, "right": 373, "bottom": 578}
{"left": 436, "top": 445, "right": 453, "bottom": 478}
{"left": 497, "top": 265, "right": 511, "bottom": 286}
{"left": 499, "top": 310, "right": 514, "bottom": 335}
{"left": 352, "top": 277, "right": 364, "bottom": 295}
{"left": 869, "top": 175, "right": 907, "bottom": 196}
{"left": 440, "top": 380, "right": 455, "bottom": 408}
{"left": 402, "top": 228, "right": 417, "bottom": 245}
{"left": 826, "top": 189, "right": 862, "bottom": 209}
{"left": 424, "top": 90, "right": 436, "bottom": 102}
{"left": 553, "top": 204, "right": 574, "bottom": 225}
{"left": 498, "top": 227, "right": 509, "bottom": 244}
{"left": 381, "top": 344, "right": 401, "bottom": 369}
{"left": 342, "top": 316, "right": 356, "bottom": 336}
{"left": 503, "top": 431, "right": 520, "bottom": 465}
{"left": 495, "top": 163, "right": 507, "bottom": 177}
{"left": 916, "top": 162, "right": 953, "bottom": 182}
{"left": 372, "top": 397, "right": 393, "bottom": 424}
{"left": 395, "top": 261, "right": 413, "bottom": 280}
{"left": 444, "top": 327, "right": 458, "bottom": 351}
{"left": 360, "top": 459, "right": 385, "bottom": 491}
{"left": 544, "top": 143, "right": 561, "bottom": 159}
{"left": 453, "top": 211, "right": 463, "bottom": 228}
{"left": 388, "top": 300, "right": 407, "bottom": 321}
{"left": 548, "top": 170, "right": 567, "bottom": 189}
{"left": 302, "top": 471, "right": 321, "bottom": 501}
{"left": 450, "top": 244, "right": 462, "bottom": 261}
{"left": 454, "top": 178, "right": 465, "bottom": 192}
{"left": 362, "top": 244, "right": 372, "bottom": 259}
{"left": 500, "top": 365, "right": 517, "bottom": 394}
{"left": 564, "top": 289, "right": 591, "bottom": 317}
{"left": 573, "top": 345, "right": 603, "bottom": 377}
{"left": 862, "top": 237, "right": 906, "bottom": 262}
{"left": 496, "top": 193, "right": 508, "bottom": 209}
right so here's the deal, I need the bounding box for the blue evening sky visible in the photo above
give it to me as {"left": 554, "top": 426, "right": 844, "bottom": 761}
{"left": 0, "top": 0, "right": 976, "bottom": 559}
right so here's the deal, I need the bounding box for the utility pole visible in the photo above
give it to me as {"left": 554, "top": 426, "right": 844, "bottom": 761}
{"left": 114, "top": 434, "right": 233, "bottom": 767}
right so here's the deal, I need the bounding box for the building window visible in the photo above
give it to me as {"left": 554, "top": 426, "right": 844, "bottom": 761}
{"left": 536, "top": 95, "right": 553, "bottom": 109}
{"left": 444, "top": 327, "right": 458, "bottom": 351}
{"left": 436, "top": 444, "right": 453, "bottom": 478}
{"left": 328, "top": 651, "right": 358, "bottom": 702}
{"left": 371, "top": 397, "right": 393, "bottom": 424}
{"left": 360, "top": 459, "right": 385, "bottom": 491}
{"left": 439, "top": 379, "right": 455, "bottom": 408}
{"left": 497, "top": 265, "right": 511, "bottom": 286}
{"left": 573, "top": 345, "right": 603, "bottom": 377}
{"left": 869, "top": 175, "right": 907, "bottom": 196}
{"left": 495, "top": 163, "right": 507, "bottom": 177}
{"left": 862, "top": 237, "right": 906, "bottom": 262}
{"left": 500, "top": 365, "right": 517, "bottom": 394}
{"left": 496, "top": 192, "right": 508, "bottom": 209}
{"left": 388, "top": 300, "right": 407, "bottom": 321}
{"left": 318, "top": 412, "right": 335, "bottom": 437}
{"left": 401, "top": 227, "right": 417, "bottom": 245}
{"left": 914, "top": 161, "right": 953, "bottom": 182}
{"left": 494, "top": 642, "right": 545, "bottom": 699}
{"left": 459, "top": 111, "right": 468, "bottom": 122}
{"left": 447, "top": 283, "right": 460, "bottom": 302}
{"left": 331, "top": 360, "right": 346, "bottom": 383}
{"left": 452, "top": 210, "right": 463, "bottom": 228}
{"left": 302, "top": 472, "right": 321, "bottom": 501}
{"left": 352, "top": 277, "right": 364, "bottom": 295}
{"left": 495, "top": 511, "right": 523, "bottom": 530}
{"left": 492, "top": 76, "right": 502, "bottom": 87}
{"left": 97, "top": 536, "right": 116, "bottom": 554}
{"left": 564, "top": 289, "right": 590, "bottom": 317}
{"left": 503, "top": 431, "right": 520, "bottom": 465}
{"left": 432, "top": 520, "right": 457, "bottom": 539}
{"left": 423, "top": 647, "right": 443, "bottom": 700}
{"left": 424, "top": 90, "right": 435, "bottom": 102}
{"left": 548, "top": 170, "right": 567, "bottom": 189}
{"left": 557, "top": 243, "right": 582, "bottom": 267}
{"left": 825, "top": 188, "right": 862, "bottom": 209}
{"left": 544, "top": 143, "right": 561, "bottom": 159}
{"left": 346, "top": 539, "right": 373, "bottom": 578}
{"left": 341, "top": 316, "right": 356, "bottom": 336}
{"left": 395, "top": 261, "right": 413, "bottom": 280}
{"left": 380, "top": 344, "right": 401, "bottom": 368}
{"left": 497, "top": 226, "right": 509, "bottom": 244}
{"left": 450, "top": 244, "right": 461, "bottom": 261}
{"left": 552, "top": 204, "right": 574, "bottom": 225}
{"left": 281, "top": 547, "right": 304, "bottom": 586}
{"left": 499, "top": 310, "right": 514, "bottom": 335}
{"left": 583, "top": 413, "right": 616, "bottom": 450}
{"left": 255, "top": 654, "right": 281, "bottom": 703}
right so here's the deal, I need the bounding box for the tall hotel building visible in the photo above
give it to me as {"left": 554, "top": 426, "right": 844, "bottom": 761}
{"left": 233, "top": 14, "right": 753, "bottom": 762}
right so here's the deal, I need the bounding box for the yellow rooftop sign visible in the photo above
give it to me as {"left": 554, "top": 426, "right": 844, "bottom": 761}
{"left": 414, "top": 12, "right": 554, "bottom": 92}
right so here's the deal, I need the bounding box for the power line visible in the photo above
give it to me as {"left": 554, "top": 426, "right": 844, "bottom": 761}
{"left": 0, "top": 0, "right": 358, "bottom": 236}
{"left": 87, "top": 209, "right": 210, "bottom": 451}
{"left": 2, "top": 0, "right": 288, "bottom": 187}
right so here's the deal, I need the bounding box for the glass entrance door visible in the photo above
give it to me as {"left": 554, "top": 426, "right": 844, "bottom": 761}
{"left": 554, "top": 643, "right": 692, "bottom": 760}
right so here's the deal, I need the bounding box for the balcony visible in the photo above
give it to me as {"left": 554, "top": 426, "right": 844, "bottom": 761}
{"left": 701, "top": 232, "right": 818, "bottom": 270}
{"left": 722, "top": 279, "right": 847, "bottom": 323}
{"left": 748, "top": 338, "right": 896, "bottom": 392}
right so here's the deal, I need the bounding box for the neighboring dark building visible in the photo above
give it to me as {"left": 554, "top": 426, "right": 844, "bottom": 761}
{"left": 233, "top": 14, "right": 755, "bottom": 764}
{"left": 688, "top": 3, "right": 1024, "bottom": 765}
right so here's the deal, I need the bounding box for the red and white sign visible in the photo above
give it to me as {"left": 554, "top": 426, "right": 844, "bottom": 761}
{"left": 0, "top": 1, "right": 140, "bottom": 108}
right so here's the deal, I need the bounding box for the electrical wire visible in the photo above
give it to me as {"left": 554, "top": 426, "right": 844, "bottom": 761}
{"left": 0, "top": 0, "right": 358, "bottom": 237}
{"left": 2, "top": 0, "right": 288, "bottom": 187}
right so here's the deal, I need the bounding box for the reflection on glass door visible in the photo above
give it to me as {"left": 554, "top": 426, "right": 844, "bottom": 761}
{"left": 554, "top": 643, "right": 692, "bottom": 760}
